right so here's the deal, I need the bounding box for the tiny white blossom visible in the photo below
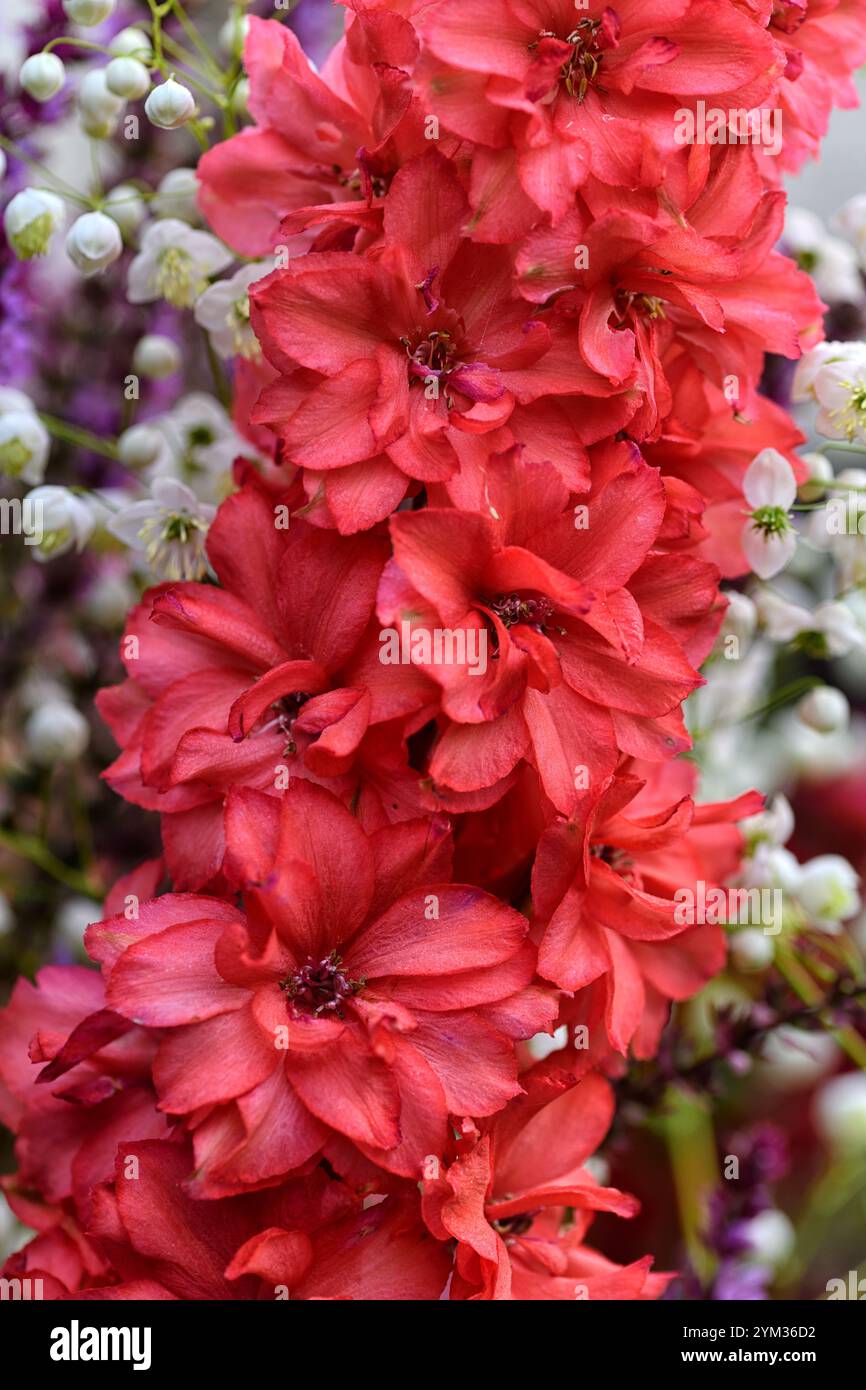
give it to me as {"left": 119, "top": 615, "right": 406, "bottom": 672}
{"left": 77, "top": 68, "right": 124, "bottom": 140}
{"left": 127, "top": 218, "right": 232, "bottom": 308}
{"left": 813, "top": 354, "right": 866, "bottom": 443}
{"left": 25, "top": 700, "right": 89, "bottom": 765}
{"left": 0, "top": 392, "right": 49, "bottom": 483}
{"left": 117, "top": 422, "right": 164, "bottom": 468}
{"left": 798, "top": 854, "right": 861, "bottom": 932}
{"left": 103, "top": 183, "right": 146, "bottom": 239}
{"left": 147, "top": 392, "right": 253, "bottom": 503}
{"left": 791, "top": 340, "right": 866, "bottom": 405}
{"left": 25, "top": 484, "right": 95, "bottom": 559}
{"left": 785, "top": 206, "right": 862, "bottom": 304}
{"left": 109, "top": 477, "right": 216, "bottom": 580}
{"left": 3, "top": 188, "right": 65, "bottom": 260}
{"left": 20, "top": 53, "right": 66, "bottom": 103}
{"left": 108, "top": 27, "right": 153, "bottom": 62}
{"left": 105, "top": 56, "right": 150, "bottom": 101}
{"left": 132, "top": 334, "right": 181, "bottom": 379}
{"left": 194, "top": 263, "right": 267, "bottom": 358}
{"left": 797, "top": 686, "right": 850, "bottom": 734}
{"left": 65, "top": 210, "right": 123, "bottom": 276}
{"left": 152, "top": 168, "right": 201, "bottom": 224}
{"left": 62, "top": 0, "right": 115, "bottom": 25}
{"left": 145, "top": 77, "right": 196, "bottom": 130}
{"left": 741, "top": 449, "right": 797, "bottom": 579}
{"left": 814, "top": 1073, "right": 866, "bottom": 1152}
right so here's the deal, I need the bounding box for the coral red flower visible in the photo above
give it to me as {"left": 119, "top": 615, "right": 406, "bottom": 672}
{"left": 532, "top": 761, "right": 763, "bottom": 1054}
{"left": 97, "top": 483, "right": 436, "bottom": 890}
{"left": 87, "top": 782, "right": 555, "bottom": 1192}
{"left": 378, "top": 444, "right": 719, "bottom": 814}
{"left": 421, "top": 1065, "right": 671, "bottom": 1298}
{"left": 379, "top": 0, "right": 782, "bottom": 222}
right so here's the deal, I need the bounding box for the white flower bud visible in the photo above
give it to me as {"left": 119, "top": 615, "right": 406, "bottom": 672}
{"left": 797, "top": 450, "right": 834, "bottom": 503}
{"left": 20, "top": 52, "right": 66, "bottom": 102}
{"left": 761, "top": 1026, "right": 838, "bottom": 1088}
{"left": 132, "top": 333, "right": 181, "bottom": 379}
{"left": 145, "top": 77, "right": 196, "bottom": 130}
{"left": 25, "top": 700, "right": 89, "bottom": 765}
{"left": 62, "top": 0, "right": 115, "bottom": 25}
{"left": 105, "top": 56, "right": 150, "bottom": 100}
{"left": 108, "top": 27, "right": 153, "bottom": 62}
{"left": 3, "top": 187, "right": 65, "bottom": 259}
{"left": 742, "top": 793, "right": 795, "bottom": 849}
{"left": 0, "top": 892, "right": 13, "bottom": 937}
{"left": 814, "top": 1072, "right": 866, "bottom": 1152}
{"left": 102, "top": 183, "right": 146, "bottom": 238}
{"left": 152, "top": 167, "right": 200, "bottom": 223}
{"left": 0, "top": 150, "right": 6, "bottom": 182}
{"left": 65, "top": 209, "right": 123, "bottom": 276}
{"left": 721, "top": 590, "right": 757, "bottom": 645}
{"left": 26, "top": 484, "right": 95, "bottom": 559}
{"left": 77, "top": 68, "right": 124, "bottom": 139}
{"left": 219, "top": 12, "right": 249, "bottom": 56}
{"left": 117, "top": 423, "right": 164, "bottom": 468}
{"left": 55, "top": 895, "right": 98, "bottom": 950}
{"left": 796, "top": 686, "right": 850, "bottom": 734}
{"left": 0, "top": 410, "right": 50, "bottom": 484}
{"left": 730, "top": 927, "right": 775, "bottom": 973}
{"left": 798, "top": 855, "right": 860, "bottom": 931}
{"left": 740, "top": 1210, "right": 795, "bottom": 1268}
{"left": 231, "top": 77, "right": 250, "bottom": 115}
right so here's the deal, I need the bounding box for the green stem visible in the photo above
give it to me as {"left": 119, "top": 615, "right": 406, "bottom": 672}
{"left": 661, "top": 1084, "right": 719, "bottom": 1284}
{"left": 39, "top": 413, "right": 119, "bottom": 462}
{"left": 776, "top": 949, "right": 866, "bottom": 1069}
{"left": 0, "top": 135, "right": 91, "bottom": 209}
{"left": 0, "top": 829, "right": 101, "bottom": 898}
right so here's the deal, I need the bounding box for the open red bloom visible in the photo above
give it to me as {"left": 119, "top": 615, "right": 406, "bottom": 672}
{"left": 532, "top": 760, "right": 763, "bottom": 1054}
{"left": 378, "top": 444, "right": 719, "bottom": 815}
{"left": 97, "top": 483, "right": 436, "bottom": 890}
{"left": 421, "top": 1065, "right": 672, "bottom": 1298}
{"left": 87, "top": 782, "right": 555, "bottom": 1192}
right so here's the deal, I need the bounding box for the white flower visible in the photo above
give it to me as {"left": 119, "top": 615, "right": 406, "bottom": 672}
{"left": 718, "top": 590, "right": 757, "bottom": 647}
{"left": 0, "top": 405, "right": 50, "bottom": 484}
{"left": 741, "top": 449, "right": 797, "bottom": 579}
{"left": 117, "top": 422, "right": 164, "bottom": 468}
{"left": 739, "top": 1210, "right": 795, "bottom": 1268}
{"left": 147, "top": 392, "right": 251, "bottom": 503}
{"left": 833, "top": 193, "right": 866, "bottom": 262}
{"left": 19, "top": 53, "right": 66, "bottom": 102}
{"left": 132, "top": 334, "right": 181, "bottom": 379}
{"left": 127, "top": 219, "right": 232, "bottom": 308}
{"left": 796, "top": 685, "right": 850, "bottom": 734}
{"left": 785, "top": 206, "right": 862, "bottom": 304}
{"left": 3, "top": 188, "right": 65, "bottom": 260}
{"left": 65, "top": 210, "right": 123, "bottom": 276}
{"left": 742, "top": 792, "right": 794, "bottom": 848}
{"left": 109, "top": 477, "right": 216, "bottom": 580}
{"left": 25, "top": 485, "right": 95, "bottom": 559}
{"left": 194, "top": 263, "right": 267, "bottom": 358}
{"left": 797, "top": 854, "right": 860, "bottom": 931}
{"left": 145, "top": 77, "right": 196, "bottom": 130}
{"left": 814, "top": 1073, "right": 866, "bottom": 1152}
{"left": 55, "top": 896, "right": 98, "bottom": 950}
{"left": 25, "top": 700, "right": 89, "bottom": 765}
{"left": 797, "top": 450, "right": 834, "bottom": 503}
{"left": 108, "top": 27, "right": 153, "bottom": 62}
{"left": 760, "top": 1026, "right": 838, "bottom": 1089}
{"left": 791, "top": 340, "right": 866, "bottom": 405}
{"left": 813, "top": 354, "right": 866, "bottom": 443}
{"left": 730, "top": 928, "right": 775, "bottom": 973}
{"left": 102, "top": 183, "right": 146, "bottom": 239}
{"left": 105, "top": 56, "right": 150, "bottom": 101}
{"left": 152, "top": 168, "right": 201, "bottom": 224}
{"left": 62, "top": 0, "right": 115, "bottom": 24}
{"left": 219, "top": 11, "right": 250, "bottom": 56}
{"left": 77, "top": 68, "right": 124, "bottom": 139}
{"left": 811, "top": 600, "right": 864, "bottom": 657}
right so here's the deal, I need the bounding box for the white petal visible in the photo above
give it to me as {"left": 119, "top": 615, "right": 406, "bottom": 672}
{"left": 742, "top": 521, "right": 797, "bottom": 580}
{"left": 743, "top": 448, "right": 797, "bottom": 511}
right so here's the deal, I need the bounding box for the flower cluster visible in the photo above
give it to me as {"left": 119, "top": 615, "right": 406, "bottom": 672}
{"left": 2, "top": 0, "right": 866, "bottom": 1303}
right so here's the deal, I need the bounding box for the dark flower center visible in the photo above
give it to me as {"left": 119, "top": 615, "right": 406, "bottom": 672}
{"left": 491, "top": 1210, "right": 539, "bottom": 1238}
{"left": 531, "top": 10, "right": 620, "bottom": 101}
{"left": 279, "top": 951, "right": 364, "bottom": 1018}
{"left": 591, "top": 843, "right": 637, "bottom": 881}
{"left": 490, "top": 593, "right": 557, "bottom": 629}
{"left": 614, "top": 288, "right": 667, "bottom": 323}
